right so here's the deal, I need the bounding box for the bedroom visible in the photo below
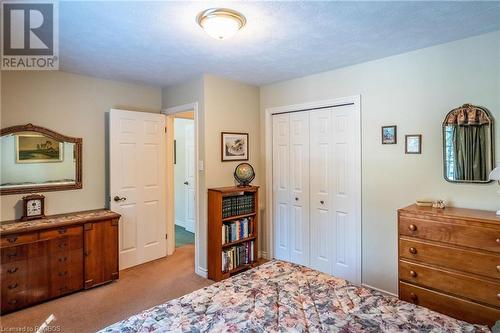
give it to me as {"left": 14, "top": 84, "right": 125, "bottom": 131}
{"left": 1, "top": 1, "right": 499, "bottom": 332}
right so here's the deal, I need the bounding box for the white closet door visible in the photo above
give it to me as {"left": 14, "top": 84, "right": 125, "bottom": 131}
{"left": 289, "top": 112, "right": 310, "bottom": 265}
{"left": 309, "top": 109, "right": 333, "bottom": 274}
{"left": 273, "top": 113, "right": 291, "bottom": 261}
{"left": 331, "top": 104, "right": 360, "bottom": 282}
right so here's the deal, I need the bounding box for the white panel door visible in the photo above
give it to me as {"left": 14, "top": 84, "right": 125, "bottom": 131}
{"left": 289, "top": 112, "right": 310, "bottom": 265}
{"left": 331, "top": 104, "right": 360, "bottom": 283}
{"left": 110, "top": 109, "right": 167, "bottom": 270}
{"left": 272, "top": 113, "right": 290, "bottom": 261}
{"left": 184, "top": 123, "right": 195, "bottom": 233}
{"left": 309, "top": 109, "right": 333, "bottom": 274}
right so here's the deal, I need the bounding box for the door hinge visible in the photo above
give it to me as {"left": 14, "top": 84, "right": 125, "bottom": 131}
{"left": 165, "top": 127, "right": 167, "bottom": 133}
{"left": 165, "top": 233, "right": 168, "bottom": 239}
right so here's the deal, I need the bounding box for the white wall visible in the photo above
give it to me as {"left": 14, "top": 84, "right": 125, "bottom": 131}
{"left": 1, "top": 71, "right": 162, "bottom": 221}
{"left": 174, "top": 118, "right": 194, "bottom": 228}
{"left": 260, "top": 31, "right": 500, "bottom": 294}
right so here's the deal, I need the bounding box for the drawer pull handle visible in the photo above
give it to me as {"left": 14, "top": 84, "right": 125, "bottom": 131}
{"left": 59, "top": 286, "right": 68, "bottom": 292}
{"left": 408, "top": 224, "right": 417, "bottom": 231}
{"left": 7, "top": 267, "right": 18, "bottom": 273}
{"left": 59, "top": 271, "right": 68, "bottom": 276}
{"left": 58, "top": 243, "right": 67, "bottom": 248}
{"left": 58, "top": 228, "right": 67, "bottom": 234}
{"left": 410, "top": 292, "right": 418, "bottom": 302}
{"left": 409, "top": 270, "right": 417, "bottom": 277}
{"left": 7, "top": 252, "right": 18, "bottom": 258}
{"left": 8, "top": 299, "right": 18, "bottom": 305}
{"left": 8, "top": 283, "right": 18, "bottom": 289}
{"left": 7, "top": 237, "right": 18, "bottom": 243}
{"left": 409, "top": 247, "right": 417, "bottom": 254}
{"left": 59, "top": 257, "right": 67, "bottom": 262}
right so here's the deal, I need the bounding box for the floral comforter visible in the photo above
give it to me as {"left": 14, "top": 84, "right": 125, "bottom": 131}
{"left": 99, "top": 260, "right": 489, "bottom": 333}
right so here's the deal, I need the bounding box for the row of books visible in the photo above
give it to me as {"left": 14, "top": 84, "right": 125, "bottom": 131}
{"left": 222, "top": 195, "right": 255, "bottom": 218}
{"left": 222, "top": 218, "right": 253, "bottom": 244}
{"left": 222, "top": 241, "right": 254, "bottom": 272}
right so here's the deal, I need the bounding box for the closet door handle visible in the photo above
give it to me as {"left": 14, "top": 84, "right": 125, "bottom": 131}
{"left": 295, "top": 197, "right": 299, "bottom": 201}
{"left": 320, "top": 200, "right": 324, "bottom": 205}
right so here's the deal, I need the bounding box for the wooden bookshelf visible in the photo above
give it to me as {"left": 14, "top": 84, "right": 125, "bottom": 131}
{"left": 208, "top": 186, "right": 259, "bottom": 281}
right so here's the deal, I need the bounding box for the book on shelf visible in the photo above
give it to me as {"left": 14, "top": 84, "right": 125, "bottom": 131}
{"left": 221, "top": 218, "right": 253, "bottom": 244}
{"left": 222, "top": 194, "right": 255, "bottom": 218}
{"left": 221, "top": 240, "right": 254, "bottom": 272}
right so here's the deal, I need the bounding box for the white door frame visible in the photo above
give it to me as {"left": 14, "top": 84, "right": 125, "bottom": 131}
{"left": 264, "top": 95, "right": 362, "bottom": 284}
{"left": 161, "top": 102, "right": 202, "bottom": 277}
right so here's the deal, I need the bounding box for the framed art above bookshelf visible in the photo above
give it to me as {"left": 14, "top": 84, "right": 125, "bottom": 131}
{"left": 207, "top": 185, "right": 259, "bottom": 281}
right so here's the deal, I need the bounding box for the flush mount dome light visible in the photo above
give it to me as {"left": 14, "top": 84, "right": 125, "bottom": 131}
{"left": 197, "top": 8, "right": 246, "bottom": 40}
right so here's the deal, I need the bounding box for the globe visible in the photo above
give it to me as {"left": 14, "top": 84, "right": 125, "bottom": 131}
{"left": 234, "top": 163, "right": 255, "bottom": 186}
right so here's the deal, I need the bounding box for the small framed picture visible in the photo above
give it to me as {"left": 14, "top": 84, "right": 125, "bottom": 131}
{"left": 405, "top": 134, "right": 422, "bottom": 154}
{"left": 221, "top": 132, "right": 249, "bottom": 162}
{"left": 381, "top": 126, "right": 397, "bottom": 144}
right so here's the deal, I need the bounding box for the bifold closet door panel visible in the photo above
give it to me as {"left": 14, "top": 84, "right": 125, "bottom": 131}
{"left": 309, "top": 109, "right": 334, "bottom": 274}
{"left": 331, "top": 105, "right": 359, "bottom": 282}
{"left": 273, "top": 114, "right": 291, "bottom": 261}
{"left": 289, "top": 112, "right": 310, "bottom": 266}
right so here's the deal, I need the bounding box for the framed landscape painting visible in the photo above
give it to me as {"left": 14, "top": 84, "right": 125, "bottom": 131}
{"left": 16, "top": 134, "right": 63, "bottom": 163}
{"left": 221, "top": 132, "right": 248, "bottom": 161}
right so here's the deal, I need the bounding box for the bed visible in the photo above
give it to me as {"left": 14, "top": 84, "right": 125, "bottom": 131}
{"left": 99, "top": 260, "right": 489, "bottom": 332}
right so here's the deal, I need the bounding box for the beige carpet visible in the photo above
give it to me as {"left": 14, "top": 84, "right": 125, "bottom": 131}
{"left": 0, "top": 244, "right": 212, "bottom": 332}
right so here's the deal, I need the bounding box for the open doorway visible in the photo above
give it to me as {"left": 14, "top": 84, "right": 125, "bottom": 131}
{"left": 162, "top": 103, "right": 202, "bottom": 277}
{"left": 173, "top": 112, "right": 195, "bottom": 248}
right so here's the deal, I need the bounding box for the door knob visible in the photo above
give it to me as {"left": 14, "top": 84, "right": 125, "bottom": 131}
{"left": 320, "top": 200, "right": 325, "bottom": 205}
{"left": 113, "top": 196, "right": 126, "bottom": 202}
{"left": 184, "top": 181, "right": 189, "bottom": 185}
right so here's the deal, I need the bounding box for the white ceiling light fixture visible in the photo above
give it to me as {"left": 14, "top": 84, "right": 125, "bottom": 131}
{"left": 197, "top": 8, "right": 246, "bottom": 40}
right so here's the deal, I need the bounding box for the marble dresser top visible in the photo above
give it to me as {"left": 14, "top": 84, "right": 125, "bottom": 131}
{"left": 0, "top": 209, "right": 120, "bottom": 235}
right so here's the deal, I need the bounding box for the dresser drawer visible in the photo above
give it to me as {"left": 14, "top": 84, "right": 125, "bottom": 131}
{"left": 399, "top": 237, "right": 500, "bottom": 280}
{"left": 1, "top": 261, "right": 27, "bottom": 279}
{"left": 0, "top": 291, "right": 27, "bottom": 313}
{"left": 1, "top": 245, "right": 28, "bottom": 263}
{"left": 399, "top": 216, "right": 500, "bottom": 252}
{"left": 399, "top": 281, "right": 500, "bottom": 327}
{"left": 48, "top": 235, "right": 83, "bottom": 253}
{"left": 399, "top": 260, "right": 500, "bottom": 307}
{"left": 39, "top": 226, "right": 82, "bottom": 240}
{"left": 1, "top": 233, "right": 38, "bottom": 248}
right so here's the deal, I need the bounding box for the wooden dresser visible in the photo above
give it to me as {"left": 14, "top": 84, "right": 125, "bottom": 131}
{"left": 0, "top": 209, "right": 120, "bottom": 314}
{"left": 398, "top": 204, "right": 500, "bottom": 326}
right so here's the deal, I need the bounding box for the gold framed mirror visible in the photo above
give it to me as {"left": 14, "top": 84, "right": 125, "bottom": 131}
{"left": 443, "top": 104, "right": 495, "bottom": 183}
{"left": 0, "top": 124, "right": 82, "bottom": 195}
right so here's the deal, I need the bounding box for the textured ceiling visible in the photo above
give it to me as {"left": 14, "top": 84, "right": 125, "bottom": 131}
{"left": 59, "top": 1, "right": 500, "bottom": 87}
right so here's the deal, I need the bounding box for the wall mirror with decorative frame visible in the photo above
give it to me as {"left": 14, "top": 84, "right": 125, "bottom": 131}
{"left": 443, "top": 104, "right": 495, "bottom": 183}
{"left": 0, "top": 124, "right": 82, "bottom": 195}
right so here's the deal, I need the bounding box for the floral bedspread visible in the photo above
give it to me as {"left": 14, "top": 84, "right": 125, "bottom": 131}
{"left": 99, "top": 260, "right": 489, "bottom": 333}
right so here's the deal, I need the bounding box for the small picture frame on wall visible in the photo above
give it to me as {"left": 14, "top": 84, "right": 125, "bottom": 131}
{"left": 381, "top": 126, "right": 397, "bottom": 144}
{"left": 405, "top": 134, "right": 422, "bottom": 154}
{"left": 221, "top": 132, "right": 249, "bottom": 162}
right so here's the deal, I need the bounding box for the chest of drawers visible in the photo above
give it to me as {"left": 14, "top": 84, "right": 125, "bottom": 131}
{"left": 398, "top": 204, "right": 500, "bottom": 327}
{"left": 0, "top": 209, "right": 120, "bottom": 313}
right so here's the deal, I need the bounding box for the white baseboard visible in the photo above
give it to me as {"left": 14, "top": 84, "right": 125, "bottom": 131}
{"left": 196, "top": 266, "right": 208, "bottom": 278}
{"left": 258, "top": 251, "right": 269, "bottom": 259}
{"left": 361, "top": 283, "right": 397, "bottom": 297}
